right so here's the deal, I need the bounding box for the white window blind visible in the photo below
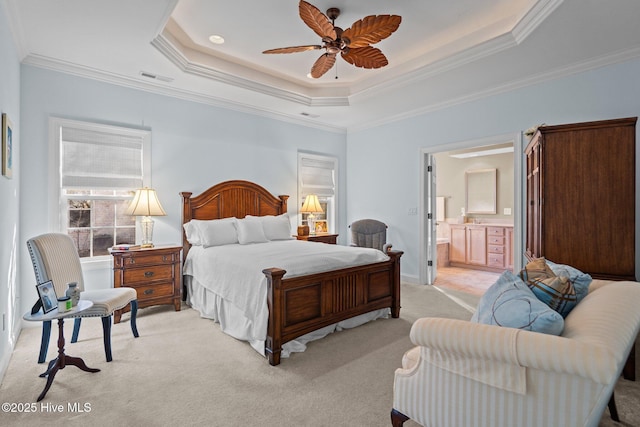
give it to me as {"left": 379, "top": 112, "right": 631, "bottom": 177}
{"left": 300, "top": 156, "right": 335, "bottom": 197}
{"left": 60, "top": 125, "right": 144, "bottom": 189}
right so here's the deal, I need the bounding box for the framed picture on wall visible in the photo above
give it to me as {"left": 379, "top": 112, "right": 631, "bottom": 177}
{"left": 2, "top": 113, "right": 13, "bottom": 179}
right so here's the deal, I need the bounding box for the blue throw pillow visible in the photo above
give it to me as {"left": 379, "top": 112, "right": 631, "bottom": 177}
{"left": 545, "top": 259, "right": 592, "bottom": 302}
{"left": 471, "top": 270, "right": 564, "bottom": 335}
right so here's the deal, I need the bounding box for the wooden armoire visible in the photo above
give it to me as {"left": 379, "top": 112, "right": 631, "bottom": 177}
{"left": 525, "top": 117, "right": 637, "bottom": 281}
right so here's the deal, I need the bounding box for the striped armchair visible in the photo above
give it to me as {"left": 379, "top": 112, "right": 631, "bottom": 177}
{"left": 27, "top": 233, "right": 139, "bottom": 363}
{"left": 391, "top": 280, "right": 640, "bottom": 427}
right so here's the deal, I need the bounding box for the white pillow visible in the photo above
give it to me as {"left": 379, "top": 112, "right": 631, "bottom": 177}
{"left": 237, "top": 217, "right": 268, "bottom": 244}
{"left": 248, "top": 214, "right": 293, "bottom": 241}
{"left": 183, "top": 221, "right": 202, "bottom": 246}
{"left": 192, "top": 218, "right": 238, "bottom": 247}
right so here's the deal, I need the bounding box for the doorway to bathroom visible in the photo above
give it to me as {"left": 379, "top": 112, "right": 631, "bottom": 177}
{"left": 419, "top": 132, "right": 524, "bottom": 293}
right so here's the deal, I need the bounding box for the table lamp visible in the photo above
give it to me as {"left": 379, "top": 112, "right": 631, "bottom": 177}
{"left": 300, "top": 194, "right": 324, "bottom": 235}
{"left": 126, "top": 187, "right": 166, "bottom": 247}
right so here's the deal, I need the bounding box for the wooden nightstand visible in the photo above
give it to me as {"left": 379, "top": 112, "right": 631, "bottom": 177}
{"left": 295, "top": 233, "right": 338, "bottom": 244}
{"left": 111, "top": 245, "right": 182, "bottom": 323}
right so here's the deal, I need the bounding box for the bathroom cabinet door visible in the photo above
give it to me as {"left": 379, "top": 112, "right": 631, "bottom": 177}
{"left": 449, "top": 225, "right": 466, "bottom": 264}
{"left": 466, "top": 226, "right": 487, "bottom": 266}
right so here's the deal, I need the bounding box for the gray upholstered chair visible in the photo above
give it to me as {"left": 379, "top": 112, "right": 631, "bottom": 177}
{"left": 27, "top": 233, "right": 139, "bottom": 363}
{"left": 349, "top": 219, "right": 392, "bottom": 252}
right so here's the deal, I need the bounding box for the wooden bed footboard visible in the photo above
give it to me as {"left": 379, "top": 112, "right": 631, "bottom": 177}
{"left": 262, "top": 250, "right": 403, "bottom": 366}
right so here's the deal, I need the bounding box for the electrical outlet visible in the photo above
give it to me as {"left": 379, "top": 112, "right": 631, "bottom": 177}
{"left": 408, "top": 207, "right": 418, "bottom": 215}
{"left": 504, "top": 208, "right": 512, "bottom": 215}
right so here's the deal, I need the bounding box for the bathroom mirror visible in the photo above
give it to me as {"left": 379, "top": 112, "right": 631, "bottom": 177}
{"left": 465, "top": 168, "right": 496, "bottom": 214}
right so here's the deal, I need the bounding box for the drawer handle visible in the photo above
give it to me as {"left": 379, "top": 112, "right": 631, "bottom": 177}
{"left": 129, "top": 259, "right": 135, "bottom": 264}
{"left": 144, "top": 271, "right": 154, "bottom": 278}
{"left": 163, "top": 255, "right": 168, "bottom": 262}
{"left": 144, "top": 289, "right": 154, "bottom": 295}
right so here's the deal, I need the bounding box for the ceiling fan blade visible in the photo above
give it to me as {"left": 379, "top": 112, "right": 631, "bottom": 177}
{"left": 299, "top": 0, "right": 337, "bottom": 40}
{"left": 310, "top": 53, "right": 336, "bottom": 78}
{"left": 342, "top": 15, "right": 402, "bottom": 48}
{"left": 263, "top": 45, "right": 322, "bottom": 54}
{"left": 341, "top": 46, "right": 388, "bottom": 69}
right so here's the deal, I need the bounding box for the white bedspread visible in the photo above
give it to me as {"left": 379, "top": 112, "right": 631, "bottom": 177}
{"left": 183, "top": 240, "right": 390, "bottom": 354}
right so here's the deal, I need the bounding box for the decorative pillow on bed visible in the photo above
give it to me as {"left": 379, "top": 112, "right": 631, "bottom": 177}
{"left": 545, "top": 259, "right": 592, "bottom": 302}
{"left": 518, "top": 257, "right": 577, "bottom": 318}
{"left": 183, "top": 221, "right": 202, "bottom": 246}
{"left": 248, "top": 214, "right": 293, "bottom": 241}
{"left": 236, "top": 217, "right": 269, "bottom": 244}
{"left": 192, "top": 218, "right": 239, "bottom": 247}
{"left": 471, "top": 270, "right": 564, "bottom": 335}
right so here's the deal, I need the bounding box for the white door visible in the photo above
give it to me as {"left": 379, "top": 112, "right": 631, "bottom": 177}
{"left": 426, "top": 154, "right": 437, "bottom": 284}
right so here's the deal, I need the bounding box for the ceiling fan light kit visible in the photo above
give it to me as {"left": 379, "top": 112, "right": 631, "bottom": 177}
{"left": 262, "top": 0, "right": 401, "bottom": 79}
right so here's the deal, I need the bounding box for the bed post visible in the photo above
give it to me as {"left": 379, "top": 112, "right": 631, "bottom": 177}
{"left": 180, "top": 192, "right": 193, "bottom": 259}
{"left": 263, "top": 267, "right": 286, "bottom": 366}
{"left": 180, "top": 192, "right": 193, "bottom": 302}
{"left": 388, "top": 250, "right": 403, "bottom": 318}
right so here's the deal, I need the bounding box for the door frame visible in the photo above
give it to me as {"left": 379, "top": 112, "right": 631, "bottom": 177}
{"left": 419, "top": 132, "right": 525, "bottom": 285}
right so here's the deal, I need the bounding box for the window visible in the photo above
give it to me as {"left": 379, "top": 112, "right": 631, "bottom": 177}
{"left": 50, "top": 118, "right": 151, "bottom": 259}
{"left": 298, "top": 152, "right": 337, "bottom": 233}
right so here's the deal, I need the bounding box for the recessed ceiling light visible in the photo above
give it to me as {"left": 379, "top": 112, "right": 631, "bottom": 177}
{"left": 209, "top": 35, "right": 225, "bottom": 44}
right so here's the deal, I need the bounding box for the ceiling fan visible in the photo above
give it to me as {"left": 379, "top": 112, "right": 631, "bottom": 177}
{"left": 262, "top": 1, "right": 401, "bottom": 79}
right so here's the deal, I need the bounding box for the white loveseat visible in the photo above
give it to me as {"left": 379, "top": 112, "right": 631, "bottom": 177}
{"left": 391, "top": 279, "right": 640, "bottom": 427}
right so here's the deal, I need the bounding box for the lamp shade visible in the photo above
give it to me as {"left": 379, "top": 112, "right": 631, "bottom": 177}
{"left": 300, "top": 194, "right": 323, "bottom": 214}
{"left": 126, "top": 188, "right": 167, "bottom": 216}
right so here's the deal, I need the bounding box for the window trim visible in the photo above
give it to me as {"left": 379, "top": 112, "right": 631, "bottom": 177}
{"left": 49, "top": 117, "right": 152, "bottom": 265}
{"left": 297, "top": 152, "right": 338, "bottom": 234}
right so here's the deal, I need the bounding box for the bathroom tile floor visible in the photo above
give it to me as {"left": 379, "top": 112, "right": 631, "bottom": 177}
{"left": 433, "top": 266, "right": 500, "bottom": 296}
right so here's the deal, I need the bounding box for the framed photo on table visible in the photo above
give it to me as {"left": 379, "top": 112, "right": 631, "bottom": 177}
{"left": 2, "top": 113, "right": 13, "bottom": 179}
{"left": 36, "top": 281, "right": 58, "bottom": 314}
{"left": 314, "top": 220, "right": 328, "bottom": 233}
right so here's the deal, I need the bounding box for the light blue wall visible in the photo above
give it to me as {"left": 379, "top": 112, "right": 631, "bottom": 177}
{"left": 0, "top": 0, "right": 21, "bottom": 379}
{"left": 347, "top": 58, "right": 640, "bottom": 283}
{"left": 18, "top": 65, "right": 347, "bottom": 317}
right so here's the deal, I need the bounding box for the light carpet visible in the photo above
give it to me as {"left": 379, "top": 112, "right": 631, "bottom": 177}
{"left": 0, "top": 284, "right": 637, "bottom": 427}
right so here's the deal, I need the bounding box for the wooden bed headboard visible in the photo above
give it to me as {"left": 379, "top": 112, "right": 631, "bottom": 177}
{"left": 180, "top": 180, "right": 289, "bottom": 258}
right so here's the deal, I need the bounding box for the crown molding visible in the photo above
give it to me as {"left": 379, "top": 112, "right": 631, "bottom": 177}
{"left": 151, "top": 33, "right": 350, "bottom": 107}
{"left": 512, "top": 0, "right": 564, "bottom": 44}
{"left": 348, "top": 45, "right": 640, "bottom": 132}
{"left": 20, "top": 54, "right": 347, "bottom": 134}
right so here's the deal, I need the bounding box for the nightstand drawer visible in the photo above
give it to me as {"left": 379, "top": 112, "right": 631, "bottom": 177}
{"left": 116, "top": 252, "right": 177, "bottom": 268}
{"left": 132, "top": 282, "right": 175, "bottom": 300}
{"left": 123, "top": 264, "right": 174, "bottom": 284}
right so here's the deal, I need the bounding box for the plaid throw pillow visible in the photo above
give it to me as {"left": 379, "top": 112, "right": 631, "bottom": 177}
{"left": 519, "top": 257, "right": 577, "bottom": 318}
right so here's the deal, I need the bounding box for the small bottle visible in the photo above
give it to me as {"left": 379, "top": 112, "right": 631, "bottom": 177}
{"left": 459, "top": 208, "right": 467, "bottom": 224}
{"left": 66, "top": 282, "right": 81, "bottom": 307}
